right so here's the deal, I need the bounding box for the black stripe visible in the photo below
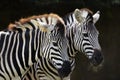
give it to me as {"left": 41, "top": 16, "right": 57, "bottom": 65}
{"left": 45, "top": 17, "right": 49, "bottom": 24}
{"left": 27, "top": 22, "right": 36, "bottom": 30}
{"left": 33, "top": 65, "right": 37, "bottom": 80}
{"left": 0, "top": 74, "right": 6, "bottom": 80}
{"left": 85, "top": 51, "right": 93, "bottom": 54}
{"left": 31, "top": 30, "right": 36, "bottom": 63}
{"left": 26, "top": 73, "right": 32, "bottom": 80}
{"left": 70, "top": 14, "right": 74, "bottom": 22}
{"left": 50, "top": 47, "right": 60, "bottom": 52}
{"left": 83, "top": 43, "right": 90, "bottom": 47}
{"left": 67, "top": 16, "right": 70, "bottom": 24}
{"left": 41, "top": 57, "right": 58, "bottom": 79}
{"left": 35, "top": 29, "right": 39, "bottom": 51}
{"left": 51, "top": 57, "right": 62, "bottom": 61}
{"left": 52, "top": 42, "right": 58, "bottom": 46}
{"left": 0, "top": 33, "right": 6, "bottom": 51}
{"left": 13, "top": 33, "right": 22, "bottom": 77}
{"left": 85, "top": 47, "right": 93, "bottom": 50}
{"left": 87, "top": 13, "right": 93, "bottom": 23}
{"left": 37, "top": 31, "right": 41, "bottom": 59}
{"left": 7, "top": 32, "right": 15, "bottom": 76}
{"left": 83, "top": 38, "right": 90, "bottom": 41}
{"left": 2, "top": 35, "right": 11, "bottom": 79}
{"left": 18, "top": 32, "right": 26, "bottom": 70}
{"left": 51, "top": 52, "right": 61, "bottom": 57}
{"left": 24, "top": 31, "right": 30, "bottom": 68}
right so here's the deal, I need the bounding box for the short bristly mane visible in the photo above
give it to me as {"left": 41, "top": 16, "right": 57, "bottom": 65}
{"left": 8, "top": 13, "right": 64, "bottom": 31}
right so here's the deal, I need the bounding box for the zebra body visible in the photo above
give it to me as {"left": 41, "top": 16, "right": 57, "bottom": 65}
{"left": 22, "top": 55, "right": 61, "bottom": 80}
{"left": 0, "top": 13, "right": 70, "bottom": 80}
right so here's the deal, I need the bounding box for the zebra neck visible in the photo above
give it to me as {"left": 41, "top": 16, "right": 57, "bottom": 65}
{"left": 34, "top": 31, "right": 50, "bottom": 62}
{"left": 64, "top": 13, "right": 78, "bottom": 58}
{"left": 63, "top": 13, "right": 76, "bottom": 26}
{"left": 66, "top": 28, "right": 77, "bottom": 58}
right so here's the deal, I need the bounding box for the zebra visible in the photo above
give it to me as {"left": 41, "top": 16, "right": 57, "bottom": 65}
{"left": 61, "top": 8, "right": 104, "bottom": 78}
{"left": 0, "top": 13, "right": 71, "bottom": 80}
{"left": 22, "top": 8, "right": 104, "bottom": 80}
{"left": 20, "top": 14, "right": 71, "bottom": 80}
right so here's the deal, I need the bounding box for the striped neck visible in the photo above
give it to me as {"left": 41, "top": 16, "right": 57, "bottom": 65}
{"left": 66, "top": 27, "right": 78, "bottom": 58}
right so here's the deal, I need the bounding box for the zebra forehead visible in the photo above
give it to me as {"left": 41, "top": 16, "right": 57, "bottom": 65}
{"left": 79, "top": 8, "right": 93, "bottom": 19}
{"left": 81, "top": 10, "right": 88, "bottom": 18}
{"left": 80, "top": 8, "right": 93, "bottom": 14}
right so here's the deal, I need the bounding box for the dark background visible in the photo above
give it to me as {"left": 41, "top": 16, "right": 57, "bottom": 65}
{"left": 0, "top": 0, "right": 120, "bottom": 80}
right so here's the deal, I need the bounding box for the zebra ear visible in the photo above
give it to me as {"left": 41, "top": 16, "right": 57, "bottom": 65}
{"left": 93, "top": 11, "right": 100, "bottom": 23}
{"left": 74, "top": 9, "right": 84, "bottom": 23}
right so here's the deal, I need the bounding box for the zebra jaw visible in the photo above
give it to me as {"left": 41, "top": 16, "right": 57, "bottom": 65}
{"left": 58, "top": 61, "right": 71, "bottom": 78}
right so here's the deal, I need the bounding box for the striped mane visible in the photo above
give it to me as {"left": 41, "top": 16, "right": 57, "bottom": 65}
{"left": 8, "top": 13, "right": 65, "bottom": 32}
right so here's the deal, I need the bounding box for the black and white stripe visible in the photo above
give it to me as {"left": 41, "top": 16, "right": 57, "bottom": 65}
{"left": 62, "top": 8, "right": 103, "bottom": 78}
{"left": 21, "top": 8, "right": 103, "bottom": 80}
{"left": 22, "top": 40, "right": 67, "bottom": 80}
{"left": 0, "top": 13, "right": 71, "bottom": 80}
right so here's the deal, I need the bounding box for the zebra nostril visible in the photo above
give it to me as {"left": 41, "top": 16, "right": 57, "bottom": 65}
{"left": 58, "top": 61, "right": 71, "bottom": 78}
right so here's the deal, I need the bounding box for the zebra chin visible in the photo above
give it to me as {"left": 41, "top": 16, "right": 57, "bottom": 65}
{"left": 89, "top": 49, "right": 104, "bottom": 72}
{"left": 58, "top": 61, "right": 71, "bottom": 78}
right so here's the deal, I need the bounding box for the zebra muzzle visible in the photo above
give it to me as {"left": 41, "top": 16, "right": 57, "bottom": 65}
{"left": 90, "top": 49, "right": 104, "bottom": 66}
{"left": 58, "top": 60, "right": 71, "bottom": 78}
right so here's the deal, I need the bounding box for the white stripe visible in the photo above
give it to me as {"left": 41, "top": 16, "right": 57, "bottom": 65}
{"left": 48, "top": 16, "right": 52, "bottom": 25}
{"left": 41, "top": 17, "right": 47, "bottom": 24}
{"left": 34, "top": 30, "right": 37, "bottom": 50}
{"left": 5, "top": 32, "right": 13, "bottom": 78}
{"left": 35, "top": 31, "right": 40, "bottom": 61}
{"left": 28, "top": 30, "right": 33, "bottom": 66}
{"left": 16, "top": 33, "right": 24, "bottom": 75}
{"left": 10, "top": 32, "right": 19, "bottom": 77}
{"left": 22, "top": 30, "right": 27, "bottom": 69}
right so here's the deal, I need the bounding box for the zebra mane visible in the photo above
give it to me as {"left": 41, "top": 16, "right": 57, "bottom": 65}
{"left": 8, "top": 13, "right": 65, "bottom": 32}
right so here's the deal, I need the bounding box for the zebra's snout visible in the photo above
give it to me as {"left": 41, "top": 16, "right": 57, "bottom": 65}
{"left": 90, "top": 49, "right": 103, "bottom": 66}
{"left": 58, "top": 61, "right": 71, "bottom": 78}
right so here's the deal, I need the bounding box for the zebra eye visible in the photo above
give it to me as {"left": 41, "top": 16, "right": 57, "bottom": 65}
{"left": 83, "top": 33, "right": 88, "bottom": 37}
{"left": 53, "top": 42, "right": 58, "bottom": 46}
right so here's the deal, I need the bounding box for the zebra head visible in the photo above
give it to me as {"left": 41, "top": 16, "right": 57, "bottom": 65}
{"left": 41, "top": 14, "right": 71, "bottom": 78}
{"left": 65, "top": 8, "right": 103, "bottom": 67}
{"left": 49, "top": 22, "right": 71, "bottom": 78}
